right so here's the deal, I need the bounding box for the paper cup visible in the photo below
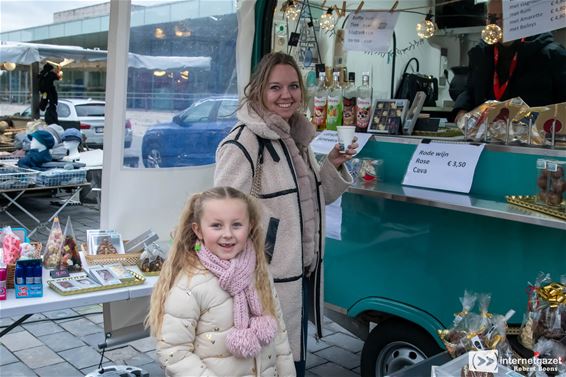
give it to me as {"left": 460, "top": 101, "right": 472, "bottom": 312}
{"left": 337, "top": 126, "right": 355, "bottom": 153}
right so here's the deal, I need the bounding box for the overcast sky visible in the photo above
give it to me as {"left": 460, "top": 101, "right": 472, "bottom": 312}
{"left": 0, "top": 0, "right": 185, "bottom": 33}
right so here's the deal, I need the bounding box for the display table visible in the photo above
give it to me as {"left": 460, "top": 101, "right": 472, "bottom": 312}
{"left": 0, "top": 269, "right": 158, "bottom": 337}
{"left": 1, "top": 182, "right": 91, "bottom": 237}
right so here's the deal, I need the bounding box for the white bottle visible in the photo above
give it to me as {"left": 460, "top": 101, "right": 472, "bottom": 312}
{"left": 326, "top": 72, "right": 343, "bottom": 131}
{"left": 356, "top": 72, "right": 372, "bottom": 132}
{"left": 313, "top": 72, "right": 328, "bottom": 131}
{"left": 343, "top": 72, "right": 357, "bottom": 126}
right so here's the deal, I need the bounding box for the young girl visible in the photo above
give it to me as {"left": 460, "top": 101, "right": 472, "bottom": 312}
{"left": 147, "top": 187, "right": 295, "bottom": 377}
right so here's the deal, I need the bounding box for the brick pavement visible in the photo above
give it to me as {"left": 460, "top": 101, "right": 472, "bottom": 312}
{"left": 0, "top": 193, "right": 364, "bottom": 376}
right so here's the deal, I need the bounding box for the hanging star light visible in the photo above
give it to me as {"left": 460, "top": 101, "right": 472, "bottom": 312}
{"left": 482, "top": 14, "right": 502, "bottom": 45}
{"left": 284, "top": 0, "right": 301, "bottom": 21}
{"left": 416, "top": 12, "right": 437, "bottom": 39}
{"left": 320, "top": 8, "right": 336, "bottom": 32}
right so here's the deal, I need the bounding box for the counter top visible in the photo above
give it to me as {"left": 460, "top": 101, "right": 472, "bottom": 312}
{"left": 348, "top": 180, "right": 566, "bottom": 231}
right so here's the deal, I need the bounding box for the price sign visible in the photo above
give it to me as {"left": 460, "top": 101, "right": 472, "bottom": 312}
{"left": 402, "top": 142, "right": 485, "bottom": 193}
{"left": 503, "top": 0, "right": 566, "bottom": 42}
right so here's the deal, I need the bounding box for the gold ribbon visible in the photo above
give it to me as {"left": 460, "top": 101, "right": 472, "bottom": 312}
{"left": 536, "top": 282, "right": 566, "bottom": 308}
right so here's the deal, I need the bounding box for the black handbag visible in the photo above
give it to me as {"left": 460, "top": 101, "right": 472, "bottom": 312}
{"left": 395, "top": 57, "right": 439, "bottom": 107}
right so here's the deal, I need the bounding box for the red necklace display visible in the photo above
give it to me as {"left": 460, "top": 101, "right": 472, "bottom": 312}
{"left": 493, "top": 45, "right": 518, "bottom": 100}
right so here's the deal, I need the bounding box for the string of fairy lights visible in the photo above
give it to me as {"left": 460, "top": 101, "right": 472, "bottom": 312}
{"left": 281, "top": 0, "right": 504, "bottom": 45}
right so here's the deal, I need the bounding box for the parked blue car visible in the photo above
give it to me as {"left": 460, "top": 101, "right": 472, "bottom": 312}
{"left": 141, "top": 96, "right": 239, "bottom": 168}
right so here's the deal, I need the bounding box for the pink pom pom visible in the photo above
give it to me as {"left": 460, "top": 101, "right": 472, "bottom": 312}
{"left": 250, "top": 315, "right": 277, "bottom": 346}
{"left": 226, "top": 328, "right": 261, "bottom": 359}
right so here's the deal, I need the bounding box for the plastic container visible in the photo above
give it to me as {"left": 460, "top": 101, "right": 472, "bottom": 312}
{"left": 0, "top": 267, "right": 6, "bottom": 300}
{"left": 536, "top": 159, "right": 566, "bottom": 208}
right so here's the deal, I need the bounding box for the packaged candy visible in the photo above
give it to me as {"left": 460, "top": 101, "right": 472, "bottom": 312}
{"left": 58, "top": 216, "right": 81, "bottom": 272}
{"left": 19, "top": 243, "right": 37, "bottom": 260}
{"left": 527, "top": 338, "right": 566, "bottom": 377}
{"left": 2, "top": 226, "right": 21, "bottom": 265}
{"left": 138, "top": 242, "right": 166, "bottom": 273}
{"left": 43, "top": 217, "right": 63, "bottom": 268}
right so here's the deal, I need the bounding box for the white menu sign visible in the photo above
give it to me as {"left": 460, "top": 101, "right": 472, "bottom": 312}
{"left": 503, "top": 0, "right": 566, "bottom": 42}
{"left": 402, "top": 142, "right": 485, "bottom": 193}
{"left": 344, "top": 11, "right": 399, "bottom": 53}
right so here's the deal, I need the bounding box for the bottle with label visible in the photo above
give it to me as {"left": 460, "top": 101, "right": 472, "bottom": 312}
{"left": 356, "top": 72, "right": 372, "bottom": 132}
{"left": 313, "top": 72, "right": 328, "bottom": 131}
{"left": 15, "top": 264, "right": 24, "bottom": 285}
{"left": 343, "top": 72, "right": 357, "bottom": 126}
{"left": 326, "top": 71, "right": 343, "bottom": 131}
{"left": 305, "top": 70, "right": 317, "bottom": 120}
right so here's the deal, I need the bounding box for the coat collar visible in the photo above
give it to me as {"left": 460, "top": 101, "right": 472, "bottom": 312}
{"left": 237, "top": 103, "right": 316, "bottom": 149}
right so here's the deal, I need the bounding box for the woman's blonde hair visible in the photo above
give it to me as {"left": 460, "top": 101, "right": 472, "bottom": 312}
{"left": 241, "top": 52, "right": 306, "bottom": 116}
{"left": 146, "top": 186, "right": 275, "bottom": 337}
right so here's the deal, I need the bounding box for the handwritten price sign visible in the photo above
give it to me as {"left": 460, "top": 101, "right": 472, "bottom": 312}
{"left": 403, "top": 142, "right": 485, "bottom": 193}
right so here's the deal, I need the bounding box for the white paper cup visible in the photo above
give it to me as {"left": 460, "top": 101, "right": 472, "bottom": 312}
{"left": 337, "top": 126, "right": 355, "bottom": 153}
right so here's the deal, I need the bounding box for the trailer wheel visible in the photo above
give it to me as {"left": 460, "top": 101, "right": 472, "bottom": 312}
{"left": 360, "top": 319, "right": 442, "bottom": 377}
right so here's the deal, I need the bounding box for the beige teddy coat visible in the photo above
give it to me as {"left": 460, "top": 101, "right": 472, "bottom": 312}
{"left": 157, "top": 270, "right": 296, "bottom": 377}
{"left": 214, "top": 106, "right": 352, "bottom": 361}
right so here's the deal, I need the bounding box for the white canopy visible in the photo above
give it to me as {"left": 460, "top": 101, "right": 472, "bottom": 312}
{"left": 0, "top": 41, "right": 211, "bottom": 70}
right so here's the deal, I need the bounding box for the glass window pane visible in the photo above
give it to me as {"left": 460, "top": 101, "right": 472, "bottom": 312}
{"left": 217, "top": 99, "right": 239, "bottom": 119}
{"left": 75, "top": 104, "right": 105, "bottom": 117}
{"left": 58, "top": 103, "right": 71, "bottom": 118}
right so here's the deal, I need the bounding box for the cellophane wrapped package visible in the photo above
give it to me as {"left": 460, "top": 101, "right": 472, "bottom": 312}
{"left": 138, "top": 242, "right": 166, "bottom": 273}
{"left": 2, "top": 226, "right": 21, "bottom": 265}
{"left": 439, "top": 291, "right": 514, "bottom": 359}
{"left": 43, "top": 217, "right": 63, "bottom": 268}
{"left": 58, "top": 216, "right": 82, "bottom": 272}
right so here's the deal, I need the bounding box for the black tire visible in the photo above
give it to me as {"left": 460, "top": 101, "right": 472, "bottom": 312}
{"left": 360, "top": 319, "right": 442, "bottom": 377}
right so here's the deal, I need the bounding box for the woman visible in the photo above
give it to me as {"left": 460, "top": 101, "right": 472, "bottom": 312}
{"left": 214, "top": 52, "right": 357, "bottom": 376}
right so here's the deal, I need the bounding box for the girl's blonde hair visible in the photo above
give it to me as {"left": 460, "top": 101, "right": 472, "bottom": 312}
{"left": 241, "top": 52, "right": 306, "bottom": 116}
{"left": 146, "top": 186, "right": 275, "bottom": 337}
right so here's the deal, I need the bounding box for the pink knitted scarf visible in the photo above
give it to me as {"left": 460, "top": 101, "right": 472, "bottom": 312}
{"left": 196, "top": 241, "right": 277, "bottom": 358}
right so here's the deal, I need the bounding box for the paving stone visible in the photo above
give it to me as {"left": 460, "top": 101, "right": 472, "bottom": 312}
{"left": 39, "top": 331, "right": 86, "bottom": 352}
{"left": 104, "top": 345, "right": 142, "bottom": 363}
{"left": 22, "top": 321, "right": 64, "bottom": 337}
{"left": 1, "top": 329, "right": 43, "bottom": 351}
{"left": 309, "top": 362, "right": 360, "bottom": 377}
{"left": 315, "top": 346, "right": 360, "bottom": 369}
{"left": 35, "top": 361, "right": 83, "bottom": 377}
{"left": 74, "top": 304, "right": 102, "bottom": 315}
{"left": 324, "top": 321, "right": 357, "bottom": 337}
{"left": 122, "top": 352, "right": 154, "bottom": 367}
{"left": 353, "top": 366, "right": 361, "bottom": 374}
{"left": 81, "top": 332, "right": 106, "bottom": 348}
{"left": 0, "top": 344, "right": 18, "bottom": 365}
{"left": 59, "top": 345, "right": 108, "bottom": 370}
{"left": 306, "top": 352, "right": 327, "bottom": 369}
{"left": 136, "top": 361, "right": 165, "bottom": 377}
{"left": 127, "top": 336, "right": 156, "bottom": 353}
{"left": 87, "top": 313, "right": 104, "bottom": 324}
{"left": 307, "top": 334, "right": 331, "bottom": 353}
{"left": 0, "top": 361, "right": 38, "bottom": 376}
{"left": 60, "top": 318, "right": 103, "bottom": 337}
{"left": 322, "top": 332, "right": 364, "bottom": 353}
{"left": 14, "top": 345, "right": 63, "bottom": 369}
{"left": 145, "top": 350, "right": 160, "bottom": 362}
{"left": 43, "top": 308, "right": 77, "bottom": 320}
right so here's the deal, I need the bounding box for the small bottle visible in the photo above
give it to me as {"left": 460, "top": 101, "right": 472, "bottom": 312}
{"left": 343, "top": 72, "right": 357, "bottom": 126}
{"left": 313, "top": 72, "right": 328, "bottom": 131}
{"left": 25, "top": 265, "right": 34, "bottom": 284}
{"left": 356, "top": 72, "right": 373, "bottom": 132}
{"left": 326, "top": 71, "right": 343, "bottom": 131}
{"left": 34, "top": 263, "right": 42, "bottom": 284}
{"left": 0, "top": 267, "right": 7, "bottom": 300}
{"left": 15, "top": 264, "right": 25, "bottom": 285}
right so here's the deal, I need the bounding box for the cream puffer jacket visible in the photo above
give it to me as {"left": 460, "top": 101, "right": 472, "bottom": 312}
{"left": 157, "top": 269, "right": 296, "bottom": 377}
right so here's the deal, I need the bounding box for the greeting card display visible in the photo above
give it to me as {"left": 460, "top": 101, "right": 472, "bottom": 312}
{"left": 89, "top": 265, "right": 122, "bottom": 286}
{"left": 368, "top": 99, "right": 408, "bottom": 134}
{"left": 86, "top": 230, "right": 125, "bottom": 256}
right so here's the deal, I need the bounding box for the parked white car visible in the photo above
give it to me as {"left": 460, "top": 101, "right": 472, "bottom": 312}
{"left": 19, "top": 98, "right": 132, "bottom": 148}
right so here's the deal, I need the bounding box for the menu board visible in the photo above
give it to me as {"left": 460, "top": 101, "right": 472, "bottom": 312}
{"left": 344, "top": 11, "right": 399, "bottom": 53}
{"left": 503, "top": 0, "right": 566, "bottom": 42}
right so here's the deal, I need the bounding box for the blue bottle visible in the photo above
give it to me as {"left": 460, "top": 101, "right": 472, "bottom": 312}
{"left": 25, "top": 265, "right": 34, "bottom": 284}
{"left": 15, "top": 264, "right": 25, "bottom": 285}
{"left": 34, "top": 263, "right": 42, "bottom": 284}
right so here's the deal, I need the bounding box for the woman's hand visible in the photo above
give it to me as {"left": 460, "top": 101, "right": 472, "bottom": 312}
{"left": 327, "top": 137, "right": 359, "bottom": 169}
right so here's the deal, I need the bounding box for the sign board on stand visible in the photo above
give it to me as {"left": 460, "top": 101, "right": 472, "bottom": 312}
{"left": 402, "top": 142, "right": 485, "bottom": 193}
{"left": 344, "top": 11, "right": 399, "bottom": 53}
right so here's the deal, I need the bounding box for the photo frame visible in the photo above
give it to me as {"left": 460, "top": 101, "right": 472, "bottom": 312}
{"left": 50, "top": 279, "right": 80, "bottom": 292}
{"left": 73, "top": 277, "right": 101, "bottom": 288}
{"left": 105, "top": 263, "right": 135, "bottom": 281}
{"left": 368, "top": 99, "right": 409, "bottom": 134}
{"left": 89, "top": 265, "right": 122, "bottom": 286}
{"left": 87, "top": 230, "right": 125, "bottom": 255}
{"left": 403, "top": 91, "right": 427, "bottom": 135}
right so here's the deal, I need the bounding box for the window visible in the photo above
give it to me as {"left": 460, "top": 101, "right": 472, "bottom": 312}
{"left": 178, "top": 100, "right": 214, "bottom": 124}
{"left": 217, "top": 100, "right": 239, "bottom": 120}
{"left": 58, "top": 103, "right": 71, "bottom": 118}
{"left": 75, "top": 104, "right": 105, "bottom": 117}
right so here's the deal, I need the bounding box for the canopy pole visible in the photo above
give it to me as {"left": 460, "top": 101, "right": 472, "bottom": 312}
{"left": 31, "top": 62, "right": 39, "bottom": 119}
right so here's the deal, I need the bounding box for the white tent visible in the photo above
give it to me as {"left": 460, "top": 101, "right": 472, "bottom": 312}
{"left": 0, "top": 41, "right": 211, "bottom": 70}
